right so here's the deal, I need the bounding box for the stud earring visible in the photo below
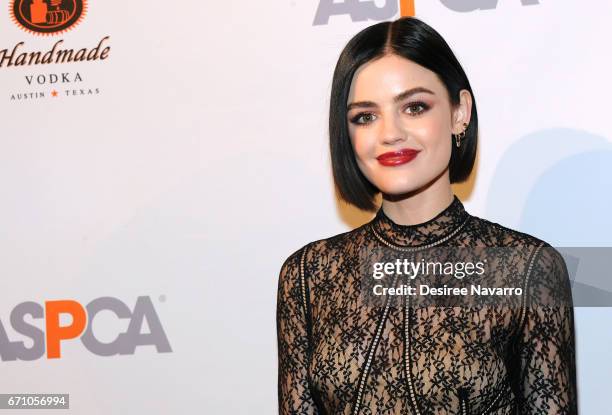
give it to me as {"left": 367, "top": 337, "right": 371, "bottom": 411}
{"left": 453, "top": 122, "right": 468, "bottom": 148}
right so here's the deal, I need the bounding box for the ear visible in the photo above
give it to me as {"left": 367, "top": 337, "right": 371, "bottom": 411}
{"left": 452, "top": 89, "right": 473, "bottom": 133}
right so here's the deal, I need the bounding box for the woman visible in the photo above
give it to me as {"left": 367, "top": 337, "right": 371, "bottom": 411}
{"left": 276, "top": 16, "right": 577, "bottom": 415}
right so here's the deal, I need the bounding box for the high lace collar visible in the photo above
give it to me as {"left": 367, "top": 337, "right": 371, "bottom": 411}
{"left": 369, "top": 195, "right": 470, "bottom": 247}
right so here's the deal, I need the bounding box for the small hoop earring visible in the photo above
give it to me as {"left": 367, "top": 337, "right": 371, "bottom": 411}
{"left": 453, "top": 122, "right": 468, "bottom": 148}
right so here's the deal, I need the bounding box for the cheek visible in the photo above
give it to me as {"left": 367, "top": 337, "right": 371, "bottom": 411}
{"left": 414, "top": 117, "right": 451, "bottom": 155}
{"left": 349, "top": 127, "right": 375, "bottom": 159}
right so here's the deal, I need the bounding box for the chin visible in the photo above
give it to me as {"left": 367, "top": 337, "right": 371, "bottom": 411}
{"left": 373, "top": 180, "right": 424, "bottom": 196}
{"left": 365, "top": 164, "right": 447, "bottom": 196}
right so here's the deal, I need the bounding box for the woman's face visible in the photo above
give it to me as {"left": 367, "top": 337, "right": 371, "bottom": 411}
{"left": 346, "top": 54, "right": 470, "bottom": 196}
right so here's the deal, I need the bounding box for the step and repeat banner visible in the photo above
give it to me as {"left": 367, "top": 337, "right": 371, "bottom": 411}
{"left": 1, "top": 0, "right": 610, "bottom": 413}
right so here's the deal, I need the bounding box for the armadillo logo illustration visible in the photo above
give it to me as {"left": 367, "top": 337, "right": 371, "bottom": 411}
{"left": 10, "top": 0, "right": 87, "bottom": 36}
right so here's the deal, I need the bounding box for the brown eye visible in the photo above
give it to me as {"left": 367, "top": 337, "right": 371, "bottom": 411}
{"left": 350, "top": 112, "right": 376, "bottom": 125}
{"left": 405, "top": 101, "right": 429, "bottom": 116}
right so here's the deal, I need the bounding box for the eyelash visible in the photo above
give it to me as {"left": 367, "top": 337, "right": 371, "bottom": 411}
{"left": 349, "top": 101, "right": 430, "bottom": 125}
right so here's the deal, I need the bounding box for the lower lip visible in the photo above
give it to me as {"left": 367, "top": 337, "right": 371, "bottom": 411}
{"left": 377, "top": 151, "right": 420, "bottom": 166}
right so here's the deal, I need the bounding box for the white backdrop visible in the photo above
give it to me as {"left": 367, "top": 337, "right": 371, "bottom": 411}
{"left": 1, "top": 0, "right": 610, "bottom": 413}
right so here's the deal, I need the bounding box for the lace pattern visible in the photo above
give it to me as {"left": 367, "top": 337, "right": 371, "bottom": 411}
{"left": 277, "top": 196, "right": 578, "bottom": 414}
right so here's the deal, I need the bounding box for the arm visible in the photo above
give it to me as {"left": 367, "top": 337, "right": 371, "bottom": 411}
{"left": 515, "top": 243, "right": 578, "bottom": 414}
{"left": 276, "top": 245, "right": 320, "bottom": 415}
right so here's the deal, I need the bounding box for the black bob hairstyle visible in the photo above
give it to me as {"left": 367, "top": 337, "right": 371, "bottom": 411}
{"left": 329, "top": 16, "right": 478, "bottom": 212}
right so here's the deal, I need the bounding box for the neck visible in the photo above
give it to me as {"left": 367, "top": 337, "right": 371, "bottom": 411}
{"left": 380, "top": 179, "right": 454, "bottom": 226}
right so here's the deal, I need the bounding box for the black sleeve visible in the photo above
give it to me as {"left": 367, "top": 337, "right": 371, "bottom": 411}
{"left": 515, "top": 243, "right": 579, "bottom": 414}
{"left": 276, "top": 245, "right": 320, "bottom": 414}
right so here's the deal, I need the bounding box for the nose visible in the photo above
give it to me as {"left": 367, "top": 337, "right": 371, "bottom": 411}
{"left": 380, "top": 113, "right": 405, "bottom": 145}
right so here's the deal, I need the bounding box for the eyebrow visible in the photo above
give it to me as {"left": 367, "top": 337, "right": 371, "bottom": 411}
{"left": 346, "top": 86, "right": 435, "bottom": 111}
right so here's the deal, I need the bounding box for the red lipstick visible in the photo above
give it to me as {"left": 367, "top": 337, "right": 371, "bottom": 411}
{"left": 376, "top": 148, "right": 421, "bottom": 166}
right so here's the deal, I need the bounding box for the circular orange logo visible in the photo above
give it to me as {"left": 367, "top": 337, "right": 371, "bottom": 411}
{"left": 10, "top": 0, "right": 87, "bottom": 36}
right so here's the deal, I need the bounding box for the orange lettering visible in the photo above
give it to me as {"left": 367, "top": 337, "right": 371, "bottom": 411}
{"left": 45, "top": 300, "right": 87, "bottom": 359}
{"left": 400, "top": 0, "right": 415, "bottom": 17}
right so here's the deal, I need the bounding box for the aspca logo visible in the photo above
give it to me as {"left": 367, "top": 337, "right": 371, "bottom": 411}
{"left": 10, "top": 0, "right": 87, "bottom": 35}
{"left": 313, "top": 0, "right": 540, "bottom": 25}
{"left": 0, "top": 296, "right": 172, "bottom": 361}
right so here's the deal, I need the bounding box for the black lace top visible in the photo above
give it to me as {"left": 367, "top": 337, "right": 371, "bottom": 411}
{"left": 276, "top": 195, "right": 578, "bottom": 414}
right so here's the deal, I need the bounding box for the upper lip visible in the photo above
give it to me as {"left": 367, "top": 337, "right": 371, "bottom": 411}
{"left": 376, "top": 148, "right": 420, "bottom": 160}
